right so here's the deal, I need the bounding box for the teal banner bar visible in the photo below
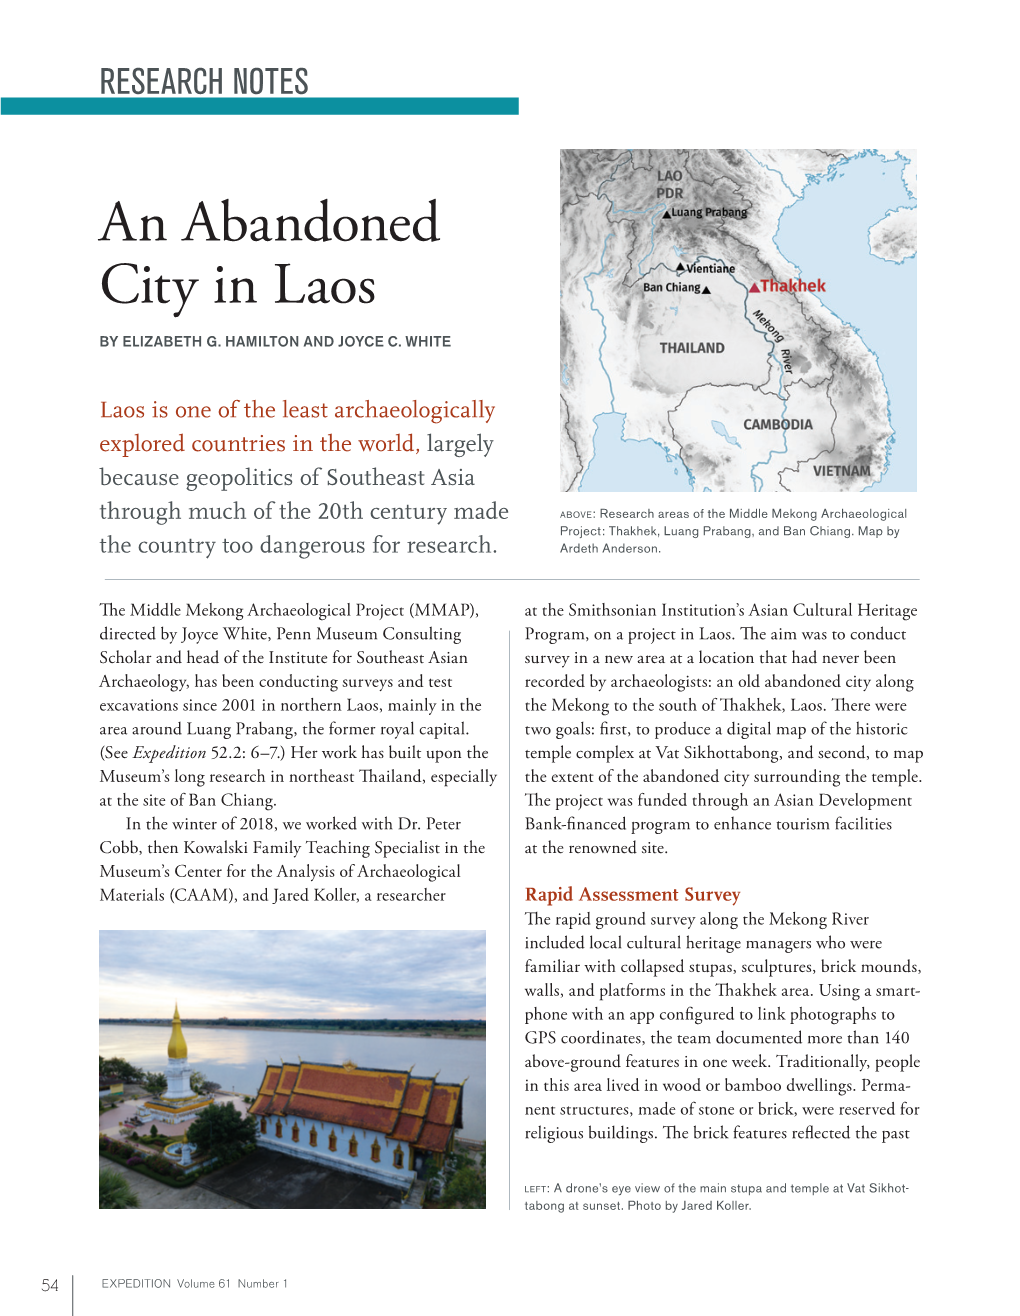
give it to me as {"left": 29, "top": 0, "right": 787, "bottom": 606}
{"left": 2, "top": 96, "right": 518, "bottom": 116}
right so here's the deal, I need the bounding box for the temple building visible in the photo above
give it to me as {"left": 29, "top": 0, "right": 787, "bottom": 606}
{"left": 99, "top": 1076, "right": 123, "bottom": 1102}
{"left": 250, "top": 1059, "right": 465, "bottom": 1189}
{"left": 138, "top": 1004, "right": 215, "bottom": 1126}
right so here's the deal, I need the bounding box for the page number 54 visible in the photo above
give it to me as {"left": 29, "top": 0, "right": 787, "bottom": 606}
{"left": 41, "top": 1280, "right": 58, "bottom": 1293}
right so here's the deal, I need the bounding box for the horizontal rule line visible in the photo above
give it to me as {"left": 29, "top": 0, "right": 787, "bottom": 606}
{"left": 1, "top": 96, "right": 519, "bottom": 116}
{"left": 103, "top": 577, "right": 921, "bottom": 582}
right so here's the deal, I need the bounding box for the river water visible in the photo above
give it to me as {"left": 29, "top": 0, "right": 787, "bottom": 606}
{"left": 100, "top": 1023, "right": 486, "bottom": 1140}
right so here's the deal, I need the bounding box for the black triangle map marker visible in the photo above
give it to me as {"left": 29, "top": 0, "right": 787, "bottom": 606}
{"left": 701, "top": 286, "right": 711, "bottom": 295}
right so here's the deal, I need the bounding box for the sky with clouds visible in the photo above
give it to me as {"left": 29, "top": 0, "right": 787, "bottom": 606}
{"left": 99, "top": 930, "right": 485, "bottom": 1019}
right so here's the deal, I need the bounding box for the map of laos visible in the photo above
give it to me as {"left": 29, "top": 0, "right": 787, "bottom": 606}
{"left": 560, "top": 149, "right": 916, "bottom": 493}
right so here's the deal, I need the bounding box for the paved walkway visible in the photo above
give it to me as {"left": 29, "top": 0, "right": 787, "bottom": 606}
{"left": 99, "top": 1156, "right": 248, "bottom": 1210}
{"left": 200, "top": 1148, "right": 405, "bottom": 1209}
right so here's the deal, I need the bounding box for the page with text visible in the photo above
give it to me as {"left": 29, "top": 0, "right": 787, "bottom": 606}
{"left": 3, "top": 9, "right": 1011, "bottom": 1315}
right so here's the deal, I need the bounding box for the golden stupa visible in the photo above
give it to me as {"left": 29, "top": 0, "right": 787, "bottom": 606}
{"left": 167, "top": 1002, "right": 188, "bottom": 1060}
{"left": 136, "top": 1001, "right": 214, "bottom": 1126}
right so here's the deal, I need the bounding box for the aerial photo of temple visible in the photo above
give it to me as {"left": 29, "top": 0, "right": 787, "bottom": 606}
{"left": 137, "top": 1003, "right": 215, "bottom": 1126}
{"left": 250, "top": 1060, "right": 466, "bottom": 1189}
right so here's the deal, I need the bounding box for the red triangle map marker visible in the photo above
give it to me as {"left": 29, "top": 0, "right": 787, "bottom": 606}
{"left": 750, "top": 283, "right": 761, "bottom": 293}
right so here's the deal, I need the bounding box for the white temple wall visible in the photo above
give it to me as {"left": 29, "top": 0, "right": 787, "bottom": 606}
{"left": 256, "top": 1115, "right": 415, "bottom": 1188}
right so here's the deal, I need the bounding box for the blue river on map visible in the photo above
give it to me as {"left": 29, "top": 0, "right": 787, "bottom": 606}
{"left": 579, "top": 152, "right": 916, "bottom": 493}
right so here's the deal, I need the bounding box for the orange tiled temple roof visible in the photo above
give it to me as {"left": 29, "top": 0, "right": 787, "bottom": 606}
{"left": 249, "top": 1065, "right": 282, "bottom": 1117}
{"left": 252, "top": 1060, "right": 464, "bottom": 1156}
